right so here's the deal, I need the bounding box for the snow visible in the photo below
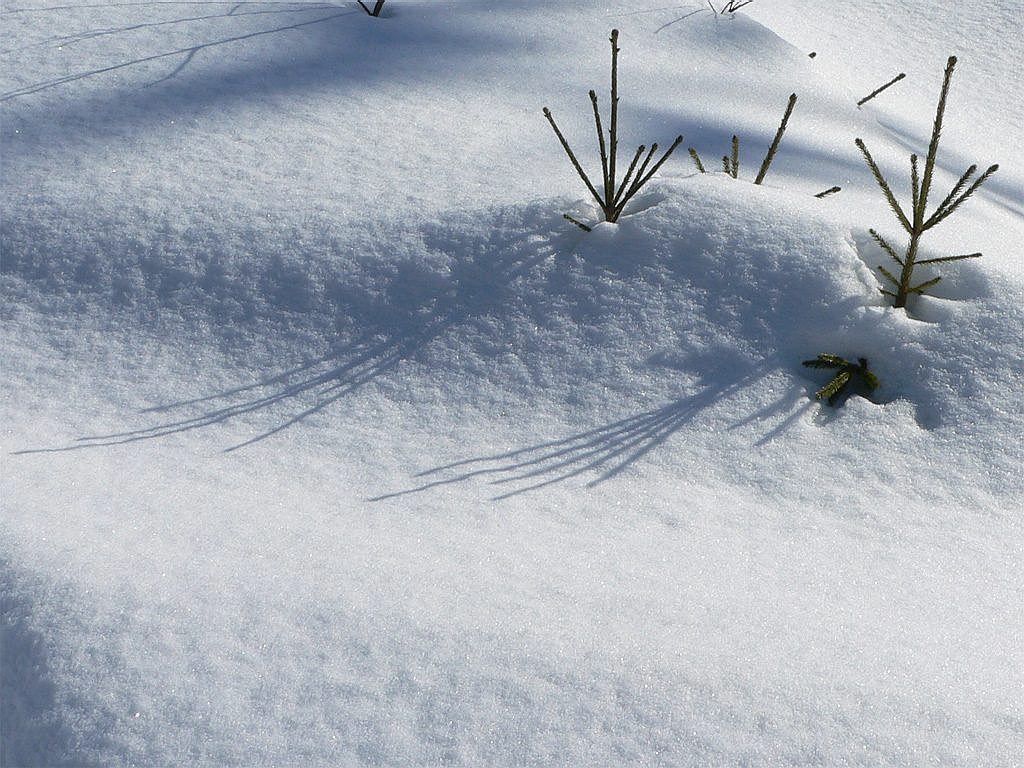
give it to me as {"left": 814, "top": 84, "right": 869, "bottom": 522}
{"left": 2, "top": 1, "right": 1023, "bottom": 765}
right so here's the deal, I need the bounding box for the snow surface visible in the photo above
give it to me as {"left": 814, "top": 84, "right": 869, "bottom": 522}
{"left": 2, "top": 1, "right": 1023, "bottom": 765}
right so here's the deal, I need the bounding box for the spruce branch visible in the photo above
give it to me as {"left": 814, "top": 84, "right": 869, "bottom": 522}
{"left": 923, "top": 163, "right": 999, "bottom": 230}
{"left": 877, "top": 264, "right": 900, "bottom": 287}
{"left": 856, "top": 138, "right": 912, "bottom": 233}
{"left": 802, "top": 355, "right": 879, "bottom": 406}
{"left": 918, "top": 56, "right": 958, "bottom": 216}
{"left": 802, "top": 354, "right": 847, "bottom": 369}
{"left": 729, "top": 135, "right": 739, "bottom": 178}
{"left": 754, "top": 93, "right": 797, "bottom": 185}
{"left": 907, "top": 275, "right": 942, "bottom": 295}
{"left": 869, "top": 228, "right": 904, "bottom": 266}
{"left": 688, "top": 147, "right": 706, "bottom": 174}
{"left": 916, "top": 252, "right": 982, "bottom": 265}
{"left": 910, "top": 154, "right": 920, "bottom": 217}
{"left": 816, "top": 371, "right": 851, "bottom": 403}
{"left": 924, "top": 164, "right": 976, "bottom": 226}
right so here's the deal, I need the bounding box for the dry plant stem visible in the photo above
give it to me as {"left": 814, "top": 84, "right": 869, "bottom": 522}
{"left": 857, "top": 72, "right": 906, "bottom": 106}
{"left": 543, "top": 29, "right": 682, "bottom": 225}
{"left": 754, "top": 93, "right": 797, "bottom": 185}
{"left": 543, "top": 107, "right": 602, "bottom": 207}
{"left": 357, "top": 0, "right": 385, "bottom": 16}
{"left": 563, "top": 214, "right": 593, "bottom": 232}
{"left": 814, "top": 186, "right": 841, "bottom": 198}
{"left": 608, "top": 30, "right": 619, "bottom": 210}
{"left": 856, "top": 56, "right": 998, "bottom": 307}
{"left": 709, "top": 0, "right": 753, "bottom": 13}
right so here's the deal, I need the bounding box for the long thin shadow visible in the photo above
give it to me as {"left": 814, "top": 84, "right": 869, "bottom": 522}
{"left": 12, "top": 317, "right": 456, "bottom": 456}
{"left": 371, "top": 364, "right": 768, "bottom": 501}
{"left": 0, "top": 1, "right": 316, "bottom": 13}
{"left": 0, "top": 9, "right": 357, "bottom": 101}
{"left": 11, "top": 220, "right": 568, "bottom": 456}
{"left": 0, "top": 4, "right": 337, "bottom": 55}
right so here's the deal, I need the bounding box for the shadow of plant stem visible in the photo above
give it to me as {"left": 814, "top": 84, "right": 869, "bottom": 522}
{"left": 371, "top": 363, "right": 768, "bottom": 501}
{"left": 0, "top": 4, "right": 339, "bottom": 56}
{"left": 856, "top": 55, "right": 998, "bottom": 309}
{"left": 0, "top": 8, "right": 359, "bottom": 100}
{"left": 13, "top": 330, "right": 437, "bottom": 455}
{"left": 543, "top": 29, "right": 682, "bottom": 231}
{"left": 13, "top": 228, "right": 561, "bottom": 456}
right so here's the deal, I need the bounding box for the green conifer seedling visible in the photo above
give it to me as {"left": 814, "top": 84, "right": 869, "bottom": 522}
{"left": 754, "top": 93, "right": 797, "bottom": 185}
{"left": 688, "top": 147, "right": 706, "bottom": 174}
{"left": 543, "top": 30, "right": 683, "bottom": 230}
{"left": 802, "top": 354, "right": 880, "bottom": 406}
{"left": 856, "top": 56, "right": 998, "bottom": 308}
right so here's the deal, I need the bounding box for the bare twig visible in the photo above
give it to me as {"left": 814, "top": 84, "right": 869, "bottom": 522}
{"left": 857, "top": 72, "right": 906, "bottom": 107}
{"left": 357, "top": 0, "right": 385, "bottom": 17}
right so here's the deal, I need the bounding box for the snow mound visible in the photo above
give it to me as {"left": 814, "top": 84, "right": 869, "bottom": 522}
{"left": 3, "top": 1, "right": 1023, "bottom": 765}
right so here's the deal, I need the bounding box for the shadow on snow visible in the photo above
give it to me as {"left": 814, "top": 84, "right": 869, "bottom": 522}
{"left": 371, "top": 357, "right": 810, "bottom": 501}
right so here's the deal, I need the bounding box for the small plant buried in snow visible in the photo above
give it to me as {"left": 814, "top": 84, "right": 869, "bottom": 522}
{"left": 802, "top": 354, "right": 880, "bottom": 406}
{"left": 688, "top": 93, "right": 801, "bottom": 186}
{"left": 543, "top": 29, "right": 683, "bottom": 232}
{"left": 856, "top": 56, "right": 998, "bottom": 309}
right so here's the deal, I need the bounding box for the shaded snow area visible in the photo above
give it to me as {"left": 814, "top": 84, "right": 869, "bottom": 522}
{"left": 2, "top": 1, "right": 1023, "bottom": 765}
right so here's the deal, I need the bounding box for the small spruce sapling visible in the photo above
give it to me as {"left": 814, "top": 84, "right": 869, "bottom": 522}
{"left": 802, "top": 354, "right": 880, "bottom": 406}
{"left": 856, "top": 56, "right": 998, "bottom": 309}
{"left": 543, "top": 30, "right": 683, "bottom": 231}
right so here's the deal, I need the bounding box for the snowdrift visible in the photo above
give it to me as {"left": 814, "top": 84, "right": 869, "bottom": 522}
{"left": 3, "top": 1, "right": 1022, "bottom": 765}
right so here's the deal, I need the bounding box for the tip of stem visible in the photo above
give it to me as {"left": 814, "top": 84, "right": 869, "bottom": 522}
{"left": 947, "top": 55, "right": 957, "bottom": 67}
{"left": 987, "top": 163, "right": 999, "bottom": 173}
